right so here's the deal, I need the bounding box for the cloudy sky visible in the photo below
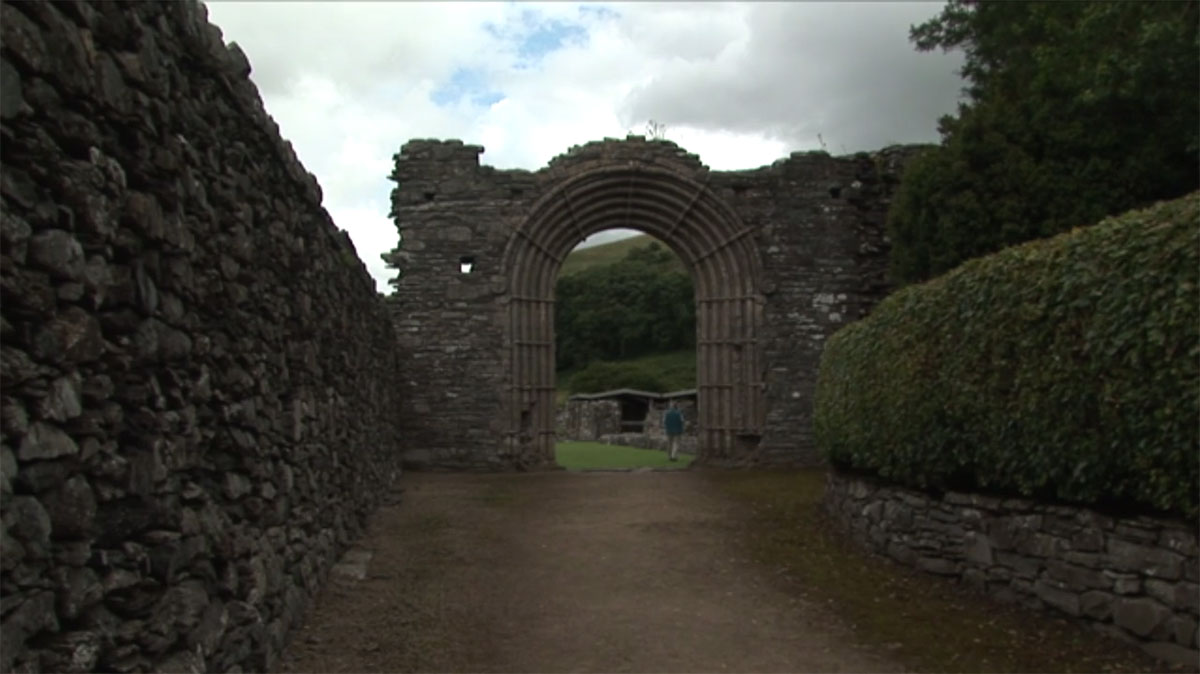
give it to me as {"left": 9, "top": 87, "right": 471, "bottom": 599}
{"left": 203, "top": 2, "right": 965, "bottom": 293}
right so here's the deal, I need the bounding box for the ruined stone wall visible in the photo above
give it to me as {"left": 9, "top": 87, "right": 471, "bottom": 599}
{"left": 728, "top": 146, "right": 918, "bottom": 461}
{"left": 555, "top": 400, "right": 620, "bottom": 442}
{"left": 388, "top": 138, "right": 921, "bottom": 469}
{"left": 1, "top": 2, "right": 403, "bottom": 670}
{"left": 557, "top": 398, "right": 700, "bottom": 454}
{"left": 824, "top": 471, "right": 1200, "bottom": 666}
{"left": 386, "top": 141, "right": 532, "bottom": 469}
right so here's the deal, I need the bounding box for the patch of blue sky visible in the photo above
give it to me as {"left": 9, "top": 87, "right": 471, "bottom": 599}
{"left": 516, "top": 17, "right": 587, "bottom": 62}
{"left": 578, "top": 5, "right": 620, "bottom": 22}
{"left": 430, "top": 68, "right": 504, "bottom": 108}
{"left": 484, "top": 5, "right": 614, "bottom": 70}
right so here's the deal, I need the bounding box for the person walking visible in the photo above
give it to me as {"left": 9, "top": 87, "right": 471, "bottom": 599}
{"left": 663, "top": 401, "right": 685, "bottom": 461}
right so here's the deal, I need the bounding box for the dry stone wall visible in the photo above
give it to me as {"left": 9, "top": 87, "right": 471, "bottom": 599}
{"left": 1, "top": 1, "right": 402, "bottom": 671}
{"left": 824, "top": 471, "right": 1200, "bottom": 666}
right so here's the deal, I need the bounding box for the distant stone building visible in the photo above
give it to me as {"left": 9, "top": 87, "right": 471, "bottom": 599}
{"left": 558, "top": 389, "right": 699, "bottom": 455}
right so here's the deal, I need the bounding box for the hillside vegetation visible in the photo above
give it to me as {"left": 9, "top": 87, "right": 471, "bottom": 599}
{"left": 816, "top": 193, "right": 1199, "bottom": 519}
{"left": 558, "top": 349, "right": 696, "bottom": 396}
{"left": 556, "top": 240, "right": 695, "bottom": 382}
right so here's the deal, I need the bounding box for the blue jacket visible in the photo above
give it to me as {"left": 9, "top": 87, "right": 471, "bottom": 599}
{"left": 664, "top": 408, "right": 685, "bottom": 436}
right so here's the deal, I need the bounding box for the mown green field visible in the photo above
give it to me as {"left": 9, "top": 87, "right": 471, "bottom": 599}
{"left": 555, "top": 441, "right": 693, "bottom": 470}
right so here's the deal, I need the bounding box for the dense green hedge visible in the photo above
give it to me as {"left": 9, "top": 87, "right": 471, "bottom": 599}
{"left": 815, "top": 193, "right": 1199, "bottom": 518}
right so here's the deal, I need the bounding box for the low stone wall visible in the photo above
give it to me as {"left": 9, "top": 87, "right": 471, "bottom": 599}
{"left": 558, "top": 397, "right": 698, "bottom": 447}
{"left": 555, "top": 400, "right": 620, "bottom": 441}
{"left": 598, "top": 433, "right": 698, "bottom": 456}
{"left": 823, "top": 471, "right": 1200, "bottom": 666}
{"left": 1, "top": 2, "right": 402, "bottom": 671}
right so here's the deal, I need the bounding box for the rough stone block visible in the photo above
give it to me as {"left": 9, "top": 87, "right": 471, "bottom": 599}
{"left": 917, "top": 555, "right": 959, "bottom": 576}
{"left": 1070, "top": 528, "right": 1105, "bottom": 552}
{"left": 1107, "top": 538, "right": 1184, "bottom": 581}
{"left": 18, "top": 422, "right": 79, "bottom": 461}
{"left": 963, "top": 531, "right": 993, "bottom": 566}
{"left": 987, "top": 514, "right": 1042, "bottom": 551}
{"left": 886, "top": 540, "right": 916, "bottom": 566}
{"left": 962, "top": 568, "right": 987, "bottom": 591}
{"left": 1080, "top": 590, "right": 1114, "bottom": 621}
{"left": 1015, "top": 532, "right": 1063, "bottom": 558}
{"left": 1045, "top": 559, "right": 1109, "bottom": 590}
{"left": 1139, "top": 641, "right": 1200, "bottom": 669}
{"left": 995, "top": 551, "right": 1041, "bottom": 579}
{"left": 1114, "top": 522, "right": 1159, "bottom": 543}
{"left": 28, "top": 229, "right": 85, "bottom": 281}
{"left": 1113, "top": 597, "right": 1173, "bottom": 638}
{"left": 37, "top": 630, "right": 102, "bottom": 673}
{"left": 1105, "top": 569, "right": 1142, "bottom": 595}
{"left": 42, "top": 475, "right": 96, "bottom": 540}
{"left": 4, "top": 496, "right": 52, "bottom": 549}
{"left": 1160, "top": 527, "right": 1199, "bottom": 557}
{"left": 1169, "top": 614, "right": 1198, "bottom": 648}
{"left": 1035, "top": 578, "right": 1082, "bottom": 616}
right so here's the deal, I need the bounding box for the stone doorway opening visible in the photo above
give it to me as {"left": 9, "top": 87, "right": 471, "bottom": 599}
{"left": 501, "top": 164, "right": 766, "bottom": 466}
{"left": 554, "top": 232, "right": 695, "bottom": 436}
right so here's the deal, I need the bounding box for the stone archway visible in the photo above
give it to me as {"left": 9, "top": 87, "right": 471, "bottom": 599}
{"left": 500, "top": 164, "right": 765, "bottom": 465}
{"left": 386, "top": 137, "right": 920, "bottom": 471}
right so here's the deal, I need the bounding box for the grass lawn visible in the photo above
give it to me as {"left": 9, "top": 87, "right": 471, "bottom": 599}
{"left": 555, "top": 441, "right": 693, "bottom": 470}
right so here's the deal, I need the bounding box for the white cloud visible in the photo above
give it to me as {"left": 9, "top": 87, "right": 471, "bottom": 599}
{"left": 202, "top": 1, "right": 963, "bottom": 292}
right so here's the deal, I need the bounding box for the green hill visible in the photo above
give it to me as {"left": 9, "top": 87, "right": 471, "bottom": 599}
{"left": 559, "top": 234, "right": 686, "bottom": 277}
{"left": 556, "top": 348, "right": 696, "bottom": 403}
{"left": 556, "top": 236, "right": 696, "bottom": 404}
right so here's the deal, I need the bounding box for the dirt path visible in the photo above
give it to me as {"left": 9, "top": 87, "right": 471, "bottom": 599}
{"left": 278, "top": 471, "right": 905, "bottom": 673}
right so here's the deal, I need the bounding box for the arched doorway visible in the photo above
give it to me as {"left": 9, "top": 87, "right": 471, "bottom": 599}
{"left": 500, "top": 163, "right": 765, "bottom": 465}
{"left": 387, "top": 137, "right": 916, "bottom": 470}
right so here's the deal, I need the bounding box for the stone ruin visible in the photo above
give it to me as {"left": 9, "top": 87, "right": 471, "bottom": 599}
{"left": 387, "top": 137, "right": 924, "bottom": 470}
{"left": 556, "top": 391, "right": 700, "bottom": 455}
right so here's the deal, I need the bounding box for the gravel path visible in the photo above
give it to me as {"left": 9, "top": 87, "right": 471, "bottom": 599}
{"left": 278, "top": 471, "right": 904, "bottom": 673}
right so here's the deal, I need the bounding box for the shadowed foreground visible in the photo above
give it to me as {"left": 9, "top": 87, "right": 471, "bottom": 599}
{"left": 278, "top": 471, "right": 1170, "bottom": 674}
{"left": 277, "top": 471, "right": 901, "bottom": 673}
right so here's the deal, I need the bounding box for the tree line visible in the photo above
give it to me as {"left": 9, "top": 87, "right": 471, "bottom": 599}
{"left": 888, "top": 1, "right": 1198, "bottom": 286}
{"left": 555, "top": 242, "right": 694, "bottom": 373}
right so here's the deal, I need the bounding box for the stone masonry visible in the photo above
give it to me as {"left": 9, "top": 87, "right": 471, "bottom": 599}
{"left": 0, "top": 1, "right": 403, "bottom": 671}
{"left": 555, "top": 399, "right": 620, "bottom": 442}
{"left": 557, "top": 397, "right": 700, "bottom": 455}
{"left": 824, "top": 471, "right": 1200, "bottom": 667}
{"left": 387, "top": 139, "right": 926, "bottom": 470}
